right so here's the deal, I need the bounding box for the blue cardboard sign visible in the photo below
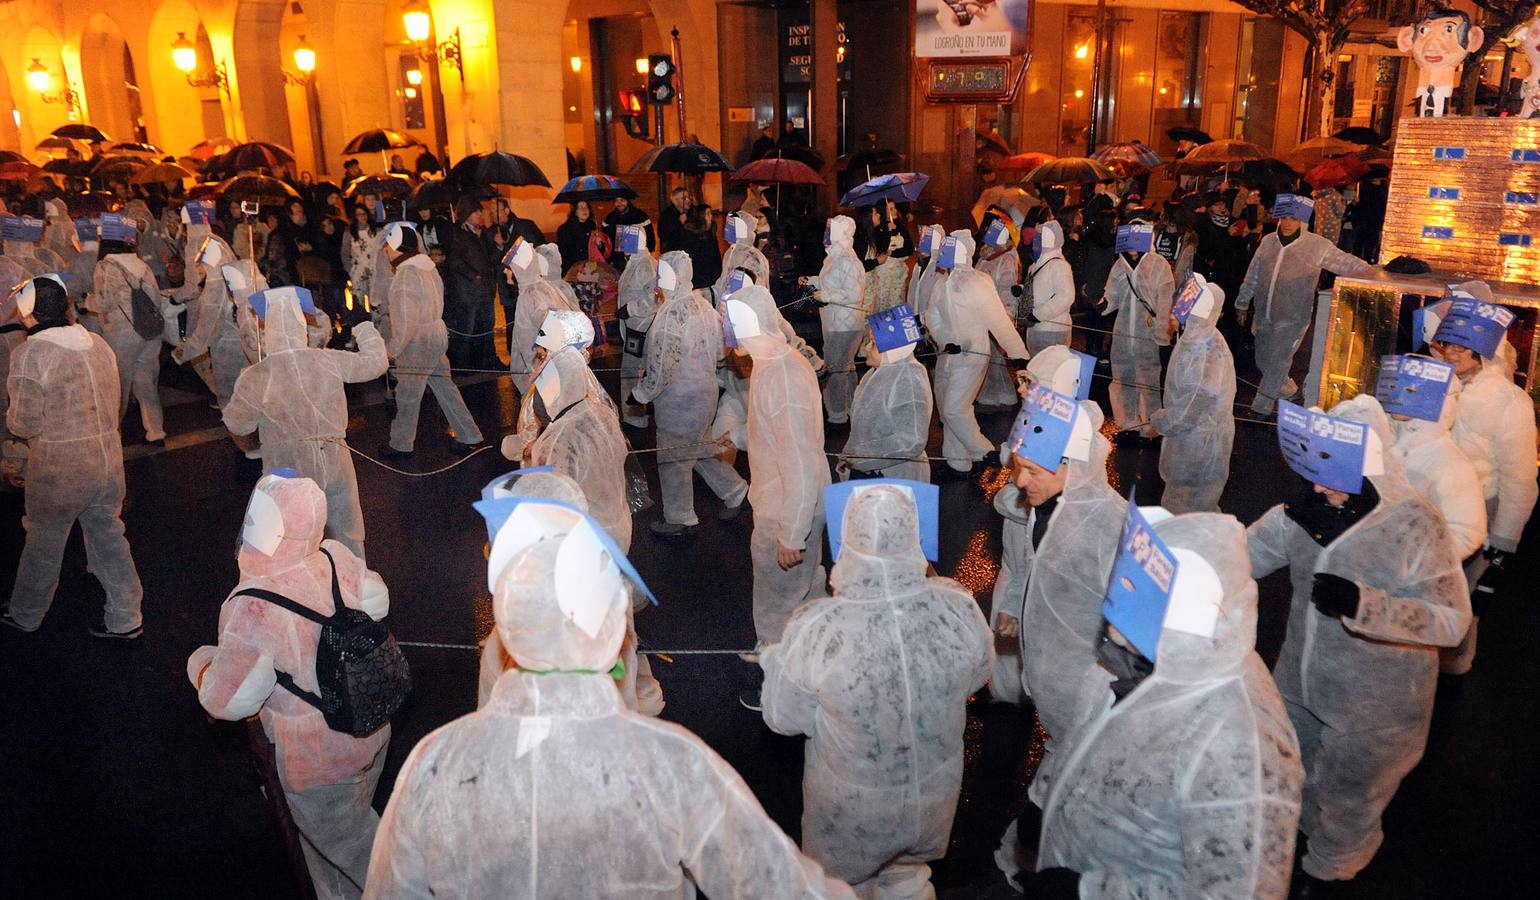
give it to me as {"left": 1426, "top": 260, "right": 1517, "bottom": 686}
{"left": 2, "top": 216, "right": 46, "bottom": 243}
{"left": 182, "top": 200, "right": 216, "bottom": 225}
{"left": 936, "top": 235, "right": 961, "bottom": 269}
{"left": 724, "top": 216, "right": 743, "bottom": 245}
{"left": 1172, "top": 273, "right": 1205, "bottom": 324}
{"left": 1114, "top": 222, "right": 1154, "bottom": 254}
{"left": 98, "top": 213, "right": 139, "bottom": 245}
{"left": 1375, "top": 354, "right": 1454, "bottom": 422}
{"left": 617, "top": 224, "right": 644, "bottom": 255}
{"left": 1072, "top": 349, "right": 1096, "bottom": 403}
{"left": 918, "top": 227, "right": 939, "bottom": 257}
{"left": 1422, "top": 226, "right": 1454, "bottom": 240}
{"left": 1433, "top": 298, "right": 1515, "bottom": 358}
{"left": 1100, "top": 502, "right": 1180, "bottom": 662}
{"left": 1434, "top": 146, "right": 1466, "bottom": 160}
{"left": 726, "top": 267, "right": 754, "bottom": 295}
{"left": 73, "top": 218, "right": 98, "bottom": 243}
{"left": 1009, "top": 384, "right": 1081, "bottom": 472}
{"left": 1271, "top": 194, "right": 1314, "bottom": 223}
{"left": 983, "top": 219, "right": 1010, "bottom": 249}
{"left": 869, "top": 303, "right": 921, "bottom": 352}
{"left": 472, "top": 496, "right": 657, "bottom": 605}
{"left": 1427, "top": 187, "right": 1461, "bottom": 200}
{"left": 824, "top": 478, "right": 940, "bottom": 563}
{"left": 247, "top": 286, "right": 318, "bottom": 320}
{"left": 1276, "top": 400, "right": 1372, "bottom": 494}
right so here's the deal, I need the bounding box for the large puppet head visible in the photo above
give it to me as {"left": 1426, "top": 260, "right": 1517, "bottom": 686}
{"left": 1398, "top": 8, "right": 1483, "bottom": 83}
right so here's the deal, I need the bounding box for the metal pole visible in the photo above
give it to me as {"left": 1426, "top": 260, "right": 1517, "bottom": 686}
{"left": 672, "top": 28, "right": 687, "bottom": 141}
{"left": 656, "top": 102, "right": 667, "bottom": 219}
{"left": 1087, "top": 0, "right": 1108, "bottom": 155}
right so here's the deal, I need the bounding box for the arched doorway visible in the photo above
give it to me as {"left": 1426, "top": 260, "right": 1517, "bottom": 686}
{"left": 146, "top": 0, "right": 225, "bottom": 155}
{"left": 79, "top": 14, "right": 147, "bottom": 144}
{"left": 232, "top": 0, "right": 298, "bottom": 161}
{"left": 18, "top": 27, "right": 76, "bottom": 150}
{"left": 380, "top": 0, "right": 450, "bottom": 170}
{"left": 0, "top": 59, "right": 20, "bottom": 152}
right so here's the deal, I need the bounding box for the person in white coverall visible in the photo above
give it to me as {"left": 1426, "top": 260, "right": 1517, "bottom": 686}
{"left": 616, "top": 246, "right": 658, "bottom": 427}
{"left": 187, "top": 474, "right": 392, "bottom": 900}
{"left": 1102, "top": 232, "right": 1174, "bottom": 439}
{"left": 633, "top": 254, "right": 748, "bottom": 534}
{"left": 811, "top": 215, "right": 866, "bottom": 424}
{"left": 90, "top": 235, "right": 167, "bottom": 442}
{"left": 713, "top": 211, "right": 770, "bottom": 302}
{"left": 505, "top": 239, "right": 574, "bottom": 395}
{"left": 907, "top": 225, "right": 945, "bottom": 319}
{"left": 1388, "top": 378, "right": 1487, "bottom": 560}
{"left": 1235, "top": 207, "right": 1369, "bottom": 416}
{"left": 1025, "top": 220, "right": 1075, "bottom": 355}
{"left": 975, "top": 212, "right": 1025, "bottom": 408}
{"left": 364, "top": 499, "right": 855, "bottom": 899}
{"left": 2, "top": 276, "right": 145, "bottom": 638}
{"left": 1248, "top": 394, "right": 1469, "bottom": 886}
{"left": 1151, "top": 273, "right": 1235, "bottom": 513}
{"left": 1025, "top": 513, "right": 1304, "bottom": 900}
{"left": 223, "top": 290, "right": 389, "bottom": 559}
{"left": 839, "top": 317, "right": 933, "bottom": 484}
{"left": 172, "top": 204, "right": 236, "bottom": 399}
{"left": 378, "top": 224, "right": 484, "bottom": 457}
{"left": 173, "top": 239, "right": 261, "bottom": 411}
{"left": 726, "top": 297, "right": 830, "bottom": 651}
{"left": 761, "top": 485, "right": 992, "bottom": 899}
{"left": 932, "top": 231, "right": 1029, "bottom": 472}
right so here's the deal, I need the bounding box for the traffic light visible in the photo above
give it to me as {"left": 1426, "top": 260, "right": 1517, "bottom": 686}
{"left": 647, "top": 53, "right": 676, "bottom": 104}
{"left": 618, "top": 89, "right": 649, "bottom": 139}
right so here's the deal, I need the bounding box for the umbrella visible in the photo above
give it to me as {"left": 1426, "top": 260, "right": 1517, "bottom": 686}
{"left": 762, "top": 146, "right": 825, "bottom": 170}
{"left": 1022, "top": 157, "right": 1115, "bottom": 185}
{"left": 1093, "top": 141, "right": 1163, "bottom": 171}
{"left": 407, "top": 178, "right": 469, "bottom": 211}
{"left": 629, "top": 142, "right": 734, "bottom": 175}
{"left": 217, "top": 173, "right": 302, "bottom": 206}
{"left": 1166, "top": 126, "right": 1212, "bottom": 144}
{"left": 344, "top": 173, "right": 414, "bottom": 199}
{"left": 186, "top": 182, "right": 224, "bottom": 201}
{"left": 839, "top": 172, "right": 931, "bottom": 207}
{"left": 450, "top": 150, "right": 553, "bottom": 188}
{"left": 92, "top": 156, "right": 152, "bottom": 182}
{"left": 35, "top": 136, "right": 92, "bottom": 157}
{"left": 1304, "top": 156, "right": 1371, "bottom": 190}
{"left": 1237, "top": 158, "right": 1301, "bottom": 188}
{"left": 995, "top": 152, "right": 1056, "bottom": 178}
{"left": 730, "top": 158, "right": 823, "bottom": 186}
{"left": 554, "top": 174, "right": 639, "bottom": 203}
{"left": 0, "top": 161, "right": 42, "bottom": 182}
{"left": 342, "top": 129, "right": 423, "bottom": 155}
{"left": 51, "top": 123, "right": 110, "bottom": 143}
{"left": 0, "top": 150, "right": 29, "bottom": 164}
{"left": 1333, "top": 127, "right": 1385, "bottom": 146}
{"left": 209, "top": 141, "right": 296, "bottom": 177}
{"left": 41, "top": 158, "right": 95, "bottom": 178}
{"left": 1280, "top": 136, "right": 1362, "bottom": 170}
{"left": 189, "top": 138, "right": 237, "bottom": 161}
{"left": 129, "top": 162, "right": 196, "bottom": 185}
{"left": 103, "top": 141, "right": 162, "bottom": 159}
{"left": 971, "top": 185, "right": 1035, "bottom": 226}
{"left": 1182, "top": 139, "right": 1268, "bottom": 166}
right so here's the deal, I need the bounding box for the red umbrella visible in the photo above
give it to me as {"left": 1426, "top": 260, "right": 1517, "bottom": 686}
{"left": 189, "top": 138, "right": 237, "bottom": 161}
{"left": 995, "top": 152, "right": 1056, "bottom": 178}
{"left": 731, "top": 157, "right": 823, "bottom": 186}
{"left": 0, "top": 161, "right": 42, "bottom": 182}
{"left": 1304, "top": 156, "right": 1371, "bottom": 190}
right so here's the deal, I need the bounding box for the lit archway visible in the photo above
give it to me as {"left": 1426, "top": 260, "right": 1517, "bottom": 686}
{"left": 79, "top": 13, "right": 146, "bottom": 145}
{"left": 146, "top": 0, "right": 224, "bottom": 154}
{"left": 0, "top": 58, "right": 20, "bottom": 153}
{"left": 232, "top": 0, "right": 296, "bottom": 154}
{"left": 17, "top": 27, "right": 75, "bottom": 149}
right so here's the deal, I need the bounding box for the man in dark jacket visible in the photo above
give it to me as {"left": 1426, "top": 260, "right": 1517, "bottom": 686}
{"left": 602, "top": 196, "right": 655, "bottom": 263}
{"left": 443, "top": 195, "right": 498, "bottom": 368}
{"left": 483, "top": 198, "right": 547, "bottom": 360}
{"left": 657, "top": 188, "right": 693, "bottom": 253}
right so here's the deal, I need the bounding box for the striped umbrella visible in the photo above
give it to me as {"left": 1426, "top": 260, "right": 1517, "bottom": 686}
{"left": 1092, "top": 141, "right": 1163, "bottom": 173}
{"left": 1022, "top": 157, "right": 1115, "bottom": 185}
{"left": 554, "top": 174, "right": 638, "bottom": 203}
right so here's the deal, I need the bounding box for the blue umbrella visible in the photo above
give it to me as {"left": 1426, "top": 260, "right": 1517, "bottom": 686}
{"left": 554, "top": 174, "right": 638, "bottom": 203}
{"left": 839, "top": 172, "right": 930, "bottom": 208}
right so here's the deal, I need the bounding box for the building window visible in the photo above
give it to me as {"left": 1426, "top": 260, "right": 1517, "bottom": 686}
{"left": 1152, "top": 12, "right": 1203, "bottom": 141}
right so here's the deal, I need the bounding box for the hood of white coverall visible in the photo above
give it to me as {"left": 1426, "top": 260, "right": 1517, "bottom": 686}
{"left": 947, "top": 229, "right": 978, "bottom": 270}
{"left": 1331, "top": 393, "right": 1415, "bottom": 501}
{"left": 827, "top": 214, "right": 856, "bottom": 249}
{"left": 729, "top": 212, "right": 757, "bottom": 247}
{"left": 508, "top": 240, "right": 546, "bottom": 287}
{"left": 489, "top": 469, "right": 590, "bottom": 510}
{"left": 1065, "top": 401, "right": 1114, "bottom": 499}
{"left": 659, "top": 250, "right": 695, "bottom": 305}
{"left": 493, "top": 528, "right": 629, "bottom": 672}
{"left": 260, "top": 290, "right": 310, "bottom": 357}
{"left": 829, "top": 484, "right": 929, "bottom": 599}
{"left": 538, "top": 244, "right": 565, "bottom": 283}
{"left": 1034, "top": 220, "right": 1065, "bottom": 261}
{"left": 1147, "top": 512, "right": 1256, "bottom": 683}
{"left": 1181, "top": 277, "right": 1225, "bottom": 340}
{"left": 237, "top": 475, "right": 327, "bottom": 579}
{"left": 538, "top": 345, "right": 592, "bottom": 420}
{"left": 730, "top": 284, "right": 786, "bottom": 345}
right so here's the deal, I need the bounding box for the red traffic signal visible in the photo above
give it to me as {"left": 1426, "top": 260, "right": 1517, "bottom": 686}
{"left": 618, "top": 89, "right": 649, "bottom": 139}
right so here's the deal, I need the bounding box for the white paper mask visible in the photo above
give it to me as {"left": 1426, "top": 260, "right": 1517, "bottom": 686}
{"left": 657, "top": 260, "right": 678, "bottom": 292}
{"left": 241, "top": 486, "right": 286, "bottom": 556}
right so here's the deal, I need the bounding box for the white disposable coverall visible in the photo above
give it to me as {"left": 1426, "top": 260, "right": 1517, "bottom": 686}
{"left": 89, "top": 251, "right": 166, "bottom": 440}
{"left": 1391, "top": 385, "right": 1487, "bottom": 560}
{"left": 1151, "top": 286, "right": 1236, "bottom": 513}
{"left": 816, "top": 215, "right": 866, "bottom": 424}
{"left": 761, "top": 486, "right": 992, "bottom": 898}
{"left": 1449, "top": 352, "right": 1538, "bottom": 554}
{"left": 976, "top": 244, "right": 1023, "bottom": 408}
{"left": 530, "top": 348, "right": 632, "bottom": 552}
{"left": 1104, "top": 251, "right": 1173, "bottom": 436}
{"left": 840, "top": 350, "right": 933, "bottom": 483}
{"left": 223, "top": 294, "right": 389, "bottom": 558}
{"left": 1036, "top": 513, "right": 1304, "bottom": 900}
{"left": 1026, "top": 221, "right": 1074, "bottom": 355}
{"left": 384, "top": 254, "right": 483, "bottom": 452}
{"left": 5, "top": 324, "right": 144, "bottom": 633}
{"left": 364, "top": 533, "right": 854, "bottom": 900}
{"left": 1235, "top": 231, "right": 1368, "bottom": 415}
{"left": 539, "top": 243, "right": 582, "bottom": 309}
{"left": 507, "top": 252, "right": 575, "bottom": 394}
{"left": 174, "top": 259, "right": 264, "bottom": 408}
{"left": 187, "top": 475, "right": 390, "bottom": 900}
{"left": 1248, "top": 396, "right": 1470, "bottom": 881}
{"left": 713, "top": 214, "right": 770, "bottom": 302}
{"left": 617, "top": 250, "right": 659, "bottom": 425}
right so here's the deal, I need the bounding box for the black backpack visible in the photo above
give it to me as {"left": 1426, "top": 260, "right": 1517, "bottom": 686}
{"left": 234, "top": 549, "right": 411, "bottom": 737}
{"left": 110, "top": 258, "right": 164, "bottom": 341}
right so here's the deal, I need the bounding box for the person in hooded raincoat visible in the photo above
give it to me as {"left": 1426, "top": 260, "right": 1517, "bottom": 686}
{"left": 811, "top": 215, "right": 866, "bottom": 425}
{"left": 616, "top": 246, "right": 659, "bottom": 428}
{"left": 906, "top": 225, "right": 946, "bottom": 320}
{"left": 975, "top": 211, "right": 1025, "bottom": 409}
{"left": 1235, "top": 199, "right": 1369, "bottom": 416}
{"left": 378, "top": 224, "right": 484, "bottom": 457}
{"left": 1026, "top": 513, "right": 1304, "bottom": 900}
{"left": 760, "top": 485, "right": 991, "bottom": 899}
{"left": 89, "top": 233, "right": 167, "bottom": 442}
{"left": 0, "top": 272, "right": 33, "bottom": 464}
{"left": 633, "top": 253, "right": 748, "bottom": 535}
{"left": 222, "top": 290, "right": 389, "bottom": 559}
{"left": 505, "top": 239, "right": 575, "bottom": 395}
{"left": 712, "top": 212, "right": 770, "bottom": 303}
{"left": 727, "top": 295, "right": 831, "bottom": 650}
{"left": 1388, "top": 376, "right": 1487, "bottom": 560}
{"left": 1102, "top": 225, "right": 1174, "bottom": 439}
{"left": 2, "top": 276, "right": 144, "bottom": 638}
{"left": 931, "top": 230, "right": 1029, "bottom": 472}
{"left": 539, "top": 243, "right": 582, "bottom": 310}
{"left": 187, "top": 474, "right": 392, "bottom": 900}
{"left": 363, "top": 501, "right": 855, "bottom": 900}
{"left": 1025, "top": 220, "right": 1075, "bottom": 355}
{"left": 174, "top": 240, "right": 265, "bottom": 410}
{"left": 529, "top": 346, "right": 632, "bottom": 552}
{"left": 1248, "top": 394, "right": 1469, "bottom": 886}
{"left": 839, "top": 312, "right": 933, "bottom": 484}
{"left": 1151, "top": 273, "right": 1235, "bottom": 513}
{"left": 172, "top": 203, "right": 236, "bottom": 400}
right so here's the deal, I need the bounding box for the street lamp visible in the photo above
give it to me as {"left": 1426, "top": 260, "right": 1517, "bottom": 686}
{"left": 293, "top": 36, "right": 317, "bottom": 76}
{"left": 171, "top": 31, "right": 230, "bottom": 97}
{"left": 26, "top": 59, "right": 82, "bottom": 116}
{"left": 401, "top": 0, "right": 462, "bottom": 80}
{"left": 402, "top": 0, "right": 432, "bottom": 43}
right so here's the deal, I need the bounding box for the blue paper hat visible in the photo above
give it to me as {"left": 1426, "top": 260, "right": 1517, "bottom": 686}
{"left": 1100, "top": 503, "right": 1180, "bottom": 662}
{"left": 868, "top": 303, "right": 922, "bottom": 353}
{"left": 472, "top": 496, "right": 656, "bottom": 605}
{"left": 182, "top": 200, "right": 215, "bottom": 226}
{"left": 98, "top": 213, "right": 139, "bottom": 246}
{"left": 247, "top": 286, "right": 318, "bottom": 320}
{"left": 1276, "top": 400, "right": 1379, "bottom": 494}
{"left": 982, "top": 219, "right": 1010, "bottom": 249}
{"left": 74, "top": 218, "right": 99, "bottom": 243}
{"left": 724, "top": 215, "right": 743, "bottom": 245}
{"left": 1071, "top": 349, "right": 1096, "bottom": 402}
{"left": 1272, "top": 194, "right": 1315, "bottom": 223}
{"left": 824, "top": 479, "right": 940, "bottom": 563}
{"left": 1410, "top": 303, "right": 1439, "bottom": 350}
{"left": 918, "top": 227, "right": 940, "bottom": 256}
{"left": 617, "top": 224, "right": 644, "bottom": 256}
{"left": 1, "top": 216, "right": 45, "bottom": 243}
{"left": 1114, "top": 222, "right": 1153, "bottom": 254}
{"left": 1375, "top": 355, "right": 1455, "bottom": 422}
{"left": 479, "top": 465, "right": 557, "bottom": 505}
{"left": 1172, "top": 273, "right": 1205, "bottom": 324}
{"left": 1008, "top": 384, "right": 1089, "bottom": 472}
{"left": 1432, "top": 298, "right": 1514, "bottom": 358}
{"left": 936, "top": 235, "right": 962, "bottom": 269}
{"left": 726, "top": 267, "right": 755, "bottom": 296}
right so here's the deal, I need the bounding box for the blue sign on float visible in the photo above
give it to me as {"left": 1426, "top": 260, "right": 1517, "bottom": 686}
{"left": 1422, "top": 226, "right": 1454, "bottom": 240}
{"left": 1499, "top": 233, "right": 1534, "bottom": 247}
{"left": 1427, "top": 187, "right": 1461, "bottom": 200}
{"left": 1504, "top": 192, "right": 1539, "bottom": 205}
{"left": 1511, "top": 149, "right": 1540, "bottom": 163}
{"left": 1434, "top": 147, "right": 1466, "bottom": 160}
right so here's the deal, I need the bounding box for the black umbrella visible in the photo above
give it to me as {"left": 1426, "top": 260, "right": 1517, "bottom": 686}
{"left": 1166, "top": 126, "right": 1213, "bottom": 144}
{"left": 344, "top": 173, "right": 413, "bottom": 199}
{"left": 208, "top": 141, "right": 296, "bottom": 178}
{"left": 448, "top": 151, "right": 552, "bottom": 189}
{"left": 1333, "top": 126, "right": 1385, "bottom": 146}
{"left": 92, "top": 156, "right": 152, "bottom": 181}
{"left": 42, "top": 158, "right": 95, "bottom": 178}
{"left": 51, "top": 123, "right": 110, "bottom": 143}
{"left": 836, "top": 148, "right": 903, "bottom": 173}
{"left": 217, "top": 173, "right": 302, "bottom": 207}
{"left": 0, "top": 150, "right": 27, "bottom": 164}
{"left": 1237, "top": 158, "right": 1300, "bottom": 188}
{"left": 629, "top": 142, "right": 734, "bottom": 175}
{"left": 342, "top": 129, "right": 424, "bottom": 155}
{"left": 407, "top": 178, "right": 464, "bottom": 211}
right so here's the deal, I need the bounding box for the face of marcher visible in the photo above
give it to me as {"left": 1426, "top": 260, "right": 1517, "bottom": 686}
{"left": 1313, "top": 483, "right": 1352, "bottom": 508}
{"left": 1013, "top": 457, "right": 1070, "bottom": 508}
{"left": 1431, "top": 340, "right": 1482, "bottom": 379}
{"left": 1277, "top": 218, "right": 1301, "bottom": 237}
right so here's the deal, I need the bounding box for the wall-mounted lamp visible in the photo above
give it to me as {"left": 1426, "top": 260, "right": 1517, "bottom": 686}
{"left": 171, "top": 32, "right": 230, "bottom": 97}
{"left": 27, "top": 59, "right": 82, "bottom": 116}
